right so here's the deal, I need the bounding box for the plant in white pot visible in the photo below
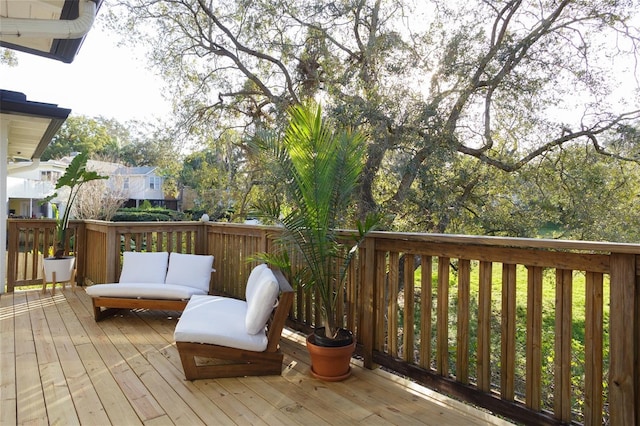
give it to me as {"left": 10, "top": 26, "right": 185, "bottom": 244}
{"left": 42, "top": 152, "right": 107, "bottom": 284}
{"left": 252, "top": 102, "right": 380, "bottom": 381}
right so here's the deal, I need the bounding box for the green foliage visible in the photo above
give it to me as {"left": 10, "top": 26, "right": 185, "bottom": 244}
{"left": 42, "top": 115, "right": 182, "bottom": 171}
{"left": 42, "top": 152, "right": 108, "bottom": 257}
{"left": 179, "top": 131, "right": 247, "bottom": 221}
{"left": 42, "top": 115, "right": 121, "bottom": 160}
{"left": 112, "top": 207, "right": 186, "bottom": 222}
{"left": 107, "top": 1, "right": 640, "bottom": 242}
{"left": 252, "top": 102, "right": 380, "bottom": 338}
{"left": 139, "top": 200, "right": 153, "bottom": 210}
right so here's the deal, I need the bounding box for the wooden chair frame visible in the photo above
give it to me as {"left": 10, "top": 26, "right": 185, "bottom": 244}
{"left": 92, "top": 297, "right": 188, "bottom": 321}
{"left": 176, "top": 269, "right": 294, "bottom": 380}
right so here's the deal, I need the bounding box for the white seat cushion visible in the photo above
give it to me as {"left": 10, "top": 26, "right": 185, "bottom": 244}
{"left": 165, "top": 252, "right": 214, "bottom": 292}
{"left": 174, "top": 295, "right": 269, "bottom": 352}
{"left": 245, "top": 267, "right": 279, "bottom": 335}
{"left": 86, "top": 283, "right": 207, "bottom": 300}
{"left": 119, "top": 251, "right": 169, "bottom": 284}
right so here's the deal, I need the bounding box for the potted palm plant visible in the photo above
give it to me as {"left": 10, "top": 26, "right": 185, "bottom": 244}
{"left": 42, "top": 152, "right": 107, "bottom": 283}
{"left": 253, "top": 102, "right": 379, "bottom": 381}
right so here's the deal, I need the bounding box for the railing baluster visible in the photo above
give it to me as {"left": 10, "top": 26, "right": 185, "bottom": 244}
{"left": 420, "top": 255, "right": 433, "bottom": 370}
{"left": 584, "top": 271, "right": 603, "bottom": 425}
{"left": 388, "top": 251, "right": 399, "bottom": 356}
{"left": 457, "top": 258, "right": 470, "bottom": 384}
{"left": 374, "top": 250, "right": 386, "bottom": 353}
{"left": 526, "top": 265, "right": 543, "bottom": 411}
{"left": 437, "top": 256, "right": 450, "bottom": 376}
{"left": 555, "top": 269, "right": 573, "bottom": 422}
{"left": 403, "top": 254, "right": 415, "bottom": 363}
{"left": 478, "top": 260, "right": 492, "bottom": 392}
{"left": 501, "top": 263, "right": 517, "bottom": 401}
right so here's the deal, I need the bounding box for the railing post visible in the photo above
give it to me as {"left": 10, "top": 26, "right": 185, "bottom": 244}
{"left": 609, "top": 253, "right": 637, "bottom": 426}
{"left": 105, "top": 223, "right": 119, "bottom": 283}
{"left": 6, "top": 219, "right": 18, "bottom": 292}
{"left": 361, "top": 236, "right": 376, "bottom": 368}
{"left": 197, "top": 221, "right": 207, "bottom": 254}
{"left": 74, "top": 220, "right": 86, "bottom": 286}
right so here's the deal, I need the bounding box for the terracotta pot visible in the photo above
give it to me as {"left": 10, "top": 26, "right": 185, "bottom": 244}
{"left": 306, "top": 329, "right": 356, "bottom": 381}
{"left": 43, "top": 256, "right": 76, "bottom": 282}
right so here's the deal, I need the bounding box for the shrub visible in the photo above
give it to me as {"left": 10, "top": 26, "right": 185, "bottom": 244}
{"left": 112, "top": 207, "right": 186, "bottom": 222}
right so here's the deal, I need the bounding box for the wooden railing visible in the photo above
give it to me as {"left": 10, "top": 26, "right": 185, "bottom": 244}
{"left": 5, "top": 219, "right": 83, "bottom": 291}
{"left": 5, "top": 219, "right": 639, "bottom": 425}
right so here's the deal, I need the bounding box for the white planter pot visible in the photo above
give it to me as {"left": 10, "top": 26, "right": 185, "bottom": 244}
{"left": 43, "top": 256, "right": 76, "bottom": 282}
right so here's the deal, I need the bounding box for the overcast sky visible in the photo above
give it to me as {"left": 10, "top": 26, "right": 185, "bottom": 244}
{"left": 1, "top": 23, "right": 171, "bottom": 123}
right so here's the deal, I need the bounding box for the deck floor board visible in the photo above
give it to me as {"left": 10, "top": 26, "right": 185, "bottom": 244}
{"left": 1, "top": 289, "right": 513, "bottom": 425}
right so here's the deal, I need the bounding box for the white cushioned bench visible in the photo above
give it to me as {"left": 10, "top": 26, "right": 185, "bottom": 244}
{"left": 86, "top": 251, "right": 214, "bottom": 321}
{"left": 174, "top": 264, "right": 294, "bottom": 379}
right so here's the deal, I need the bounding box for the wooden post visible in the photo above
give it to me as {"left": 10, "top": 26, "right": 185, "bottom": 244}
{"left": 6, "top": 219, "right": 18, "bottom": 292}
{"left": 105, "top": 224, "right": 119, "bottom": 283}
{"left": 526, "top": 265, "right": 543, "bottom": 411}
{"left": 197, "top": 221, "right": 207, "bottom": 254}
{"left": 436, "top": 257, "right": 450, "bottom": 376}
{"left": 501, "top": 263, "right": 517, "bottom": 400}
{"left": 609, "top": 253, "right": 637, "bottom": 426}
{"left": 554, "top": 269, "right": 572, "bottom": 422}
{"left": 456, "top": 259, "right": 470, "bottom": 384}
{"left": 477, "top": 261, "right": 492, "bottom": 392}
{"left": 361, "top": 236, "right": 376, "bottom": 368}
{"left": 584, "top": 271, "right": 604, "bottom": 424}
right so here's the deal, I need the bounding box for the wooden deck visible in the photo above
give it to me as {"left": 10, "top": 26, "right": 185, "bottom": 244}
{"left": 0, "top": 288, "right": 513, "bottom": 426}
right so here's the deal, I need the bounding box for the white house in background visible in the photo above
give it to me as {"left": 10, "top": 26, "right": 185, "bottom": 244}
{"left": 114, "top": 166, "right": 171, "bottom": 209}
{"left": 6, "top": 155, "right": 174, "bottom": 219}
{"left": 6, "top": 159, "right": 66, "bottom": 218}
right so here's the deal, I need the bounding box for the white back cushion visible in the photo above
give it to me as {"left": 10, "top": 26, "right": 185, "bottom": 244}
{"left": 245, "top": 263, "right": 268, "bottom": 301}
{"left": 119, "top": 251, "right": 169, "bottom": 284}
{"left": 165, "top": 252, "right": 214, "bottom": 292}
{"left": 245, "top": 266, "right": 280, "bottom": 335}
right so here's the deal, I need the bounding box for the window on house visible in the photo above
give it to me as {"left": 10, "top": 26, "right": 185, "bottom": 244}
{"left": 123, "top": 178, "right": 129, "bottom": 190}
{"left": 40, "top": 171, "right": 60, "bottom": 182}
{"left": 149, "top": 176, "right": 162, "bottom": 190}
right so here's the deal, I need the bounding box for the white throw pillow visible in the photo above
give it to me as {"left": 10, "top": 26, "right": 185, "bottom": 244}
{"left": 245, "top": 267, "right": 280, "bottom": 335}
{"left": 165, "top": 252, "right": 214, "bottom": 292}
{"left": 119, "top": 251, "right": 169, "bottom": 284}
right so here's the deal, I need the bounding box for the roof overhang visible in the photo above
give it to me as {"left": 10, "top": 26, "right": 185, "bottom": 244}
{"left": 0, "top": 0, "right": 102, "bottom": 64}
{"left": 0, "top": 90, "right": 71, "bottom": 160}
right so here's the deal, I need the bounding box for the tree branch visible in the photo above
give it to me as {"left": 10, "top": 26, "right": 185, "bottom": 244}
{"left": 196, "top": 0, "right": 299, "bottom": 104}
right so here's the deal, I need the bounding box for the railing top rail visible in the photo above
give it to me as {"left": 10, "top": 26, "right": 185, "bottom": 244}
{"left": 11, "top": 218, "right": 640, "bottom": 254}
{"left": 357, "top": 230, "right": 640, "bottom": 254}
{"left": 82, "top": 219, "right": 203, "bottom": 226}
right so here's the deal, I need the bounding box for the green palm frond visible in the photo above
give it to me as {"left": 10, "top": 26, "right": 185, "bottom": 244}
{"left": 252, "top": 101, "right": 380, "bottom": 337}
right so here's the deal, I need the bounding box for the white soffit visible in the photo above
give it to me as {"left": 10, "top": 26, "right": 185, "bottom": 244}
{"left": 0, "top": 0, "right": 65, "bottom": 52}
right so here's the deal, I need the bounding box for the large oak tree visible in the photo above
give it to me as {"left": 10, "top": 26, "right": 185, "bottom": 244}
{"left": 107, "top": 0, "right": 640, "bottom": 235}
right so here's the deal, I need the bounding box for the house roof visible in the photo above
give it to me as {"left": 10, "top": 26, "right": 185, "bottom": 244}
{"left": 116, "top": 166, "right": 158, "bottom": 176}
{"left": 0, "top": 89, "right": 71, "bottom": 160}
{"left": 0, "top": 0, "right": 103, "bottom": 64}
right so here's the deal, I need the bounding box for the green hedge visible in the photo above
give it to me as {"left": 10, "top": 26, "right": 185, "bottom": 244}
{"left": 112, "top": 207, "right": 187, "bottom": 222}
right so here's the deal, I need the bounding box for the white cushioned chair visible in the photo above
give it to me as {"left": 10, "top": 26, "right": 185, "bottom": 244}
{"left": 174, "top": 264, "right": 294, "bottom": 379}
